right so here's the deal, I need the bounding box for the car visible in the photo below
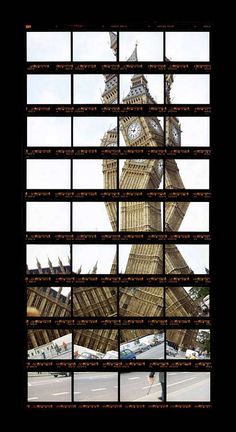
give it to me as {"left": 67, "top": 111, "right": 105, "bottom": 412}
{"left": 77, "top": 352, "right": 100, "bottom": 360}
{"left": 132, "top": 343, "right": 148, "bottom": 354}
{"left": 120, "top": 349, "right": 136, "bottom": 360}
{"left": 166, "top": 346, "right": 178, "bottom": 357}
{"left": 51, "top": 372, "right": 70, "bottom": 377}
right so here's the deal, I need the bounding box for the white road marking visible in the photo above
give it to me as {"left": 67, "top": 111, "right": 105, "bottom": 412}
{"left": 168, "top": 377, "right": 196, "bottom": 387}
{"left": 142, "top": 383, "right": 160, "bottom": 390}
{"left": 91, "top": 388, "right": 106, "bottom": 392}
{"left": 128, "top": 377, "right": 140, "bottom": 380}
{"left": 51, "top": 392, "right": 70, "bottom": 396}
{"left": 29, "top": 379, "right": 60, "bottom": 386}
{"left": 28, "top": 397, "right": 39, "bottom": 400}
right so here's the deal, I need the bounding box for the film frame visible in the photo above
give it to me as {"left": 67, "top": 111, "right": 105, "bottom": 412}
{"left": 23, "top": 22, "right": 213, "bottom": 411}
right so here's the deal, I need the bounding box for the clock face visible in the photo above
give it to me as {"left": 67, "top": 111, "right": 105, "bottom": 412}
{"left": 172, "top": 126, "right": 179, "bottom": 143}
{"left": 127, "top": 121, "right": 142, "bottom": 140}
{"left": 149, "top": 119, "right": 161, "bottom": 133}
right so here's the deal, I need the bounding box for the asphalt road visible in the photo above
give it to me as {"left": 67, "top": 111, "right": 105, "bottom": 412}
{"left": 74, "top": 372, "right": 118, "bottom": 401}
{"left": 120, "top": 372, "right": 162, "bottom": 402}
{"left": 167, "top": 372, "right": 211, "bottom": 401}
{"left": 28, "top": 374, "right": 71, "bottom": 402}
{"left": 136, "top": 343, "right": 164, "bottom": 359}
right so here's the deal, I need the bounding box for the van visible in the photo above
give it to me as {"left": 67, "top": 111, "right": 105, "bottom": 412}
{"left": 185, "top": 349, "right": 199, "bottom": 359}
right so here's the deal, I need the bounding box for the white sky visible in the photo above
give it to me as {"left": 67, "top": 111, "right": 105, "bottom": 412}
{"left": 74, "top": 117, "right": 117, "bottom": 146}
{"left": 73, "top": 202, "right": 114, "bottom": 231}
{"left": 170, "top": 75, "right": 210, "bottom": 104}
{"left": 27, "top": 117, "right": 71, "bottom": 147}
{"left": 74, "top": 74, "right": 109, "bottom": 104}
{"left": 27, "top": 244, "right": 70, "bottom": 270}
{"left": 119, "top": 32, "right": 163, "bottom": 61}
{"left": 27, "top": 75, "right": 71, "bottom": 104}
{"left": 73, "top": 159, "right": 106, "bottom": 189}
{"left": 26, "top": 202, "right": 70, "bottom": 232}
{"left": 118, "top": 244, "right": 209, "bottom": 274}
{"left": 119, "top": 117, "right": 164, "bottom": 146}
{"left": 166, "top": 32, "right": 210, "bottom": 61}
{"left": 172, "top": 160, "right": 209, "bottom": 189}
{"left": 72, "top": 244, "right": 116, "bottom": 274}
{"left": 27, "top": 160, "right": 71, "bottom": 189}
{"left": 177, "top": 202, "right": 209, "bottom": 231}
{"left": 176, "top": 244, "right": 209, "bottom": 273}
{"left": 177, "top": 117, "right": 210, "bottom": 147}
{"left": 119, "top": 159, "right": 164, "bottom": 189}
{"left": 73, "top": 32, "right": 116, "bottom": 61}
{"left": 26, "top": 116, "right": 209, "bottom": 148}
{"left": 120, "top": 74, "right": 164, "bottom": 104}
{"left": 27, "top": 32, "right": 71, "bottom": 61}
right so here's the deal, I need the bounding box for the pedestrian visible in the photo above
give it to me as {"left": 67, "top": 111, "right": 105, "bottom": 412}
{"left": 148, "top": 372, "right": 165, "bottom": 401}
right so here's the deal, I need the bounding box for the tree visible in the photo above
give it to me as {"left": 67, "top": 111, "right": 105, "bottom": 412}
{"left": 197, "top": 331, "right": 210, "bottom": 353}
{"left": 189, "top": 287, "right": 209, "bottom": 300}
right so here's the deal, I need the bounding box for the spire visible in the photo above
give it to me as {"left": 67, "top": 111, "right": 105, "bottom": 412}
{"left": 109, "top": 32, "right": 117, "bottom": 56}
{"left": 58, "top": 257, "right": 65, "bottom": 273}
{"left": 36, "top": 257, "right": 43, "bottom": 274}
{"left": 165, "top": 57, "right": 174, "bottom": 104}
{"left": 91, "top": 261, "right": 98, "bottom": 274}
{"left": 77, "top": 265, "right": 82, "bottom": 274}
{"left": 48, "top": 257, "right": 54, "bottom": 274}
{"left": 123, "top": 43, "right": 156, "bottom": 104}
{"left": 127, "top": 42, "right": 138, "bottom": 62}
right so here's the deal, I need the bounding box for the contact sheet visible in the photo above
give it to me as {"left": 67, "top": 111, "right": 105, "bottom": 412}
{"left": 23, "top": 22, "right": 213, "bottom": 410}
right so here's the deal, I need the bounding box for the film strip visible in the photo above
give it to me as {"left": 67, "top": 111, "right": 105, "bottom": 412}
{"left": 23, "top": 22, "right": 212, "bottom": 410}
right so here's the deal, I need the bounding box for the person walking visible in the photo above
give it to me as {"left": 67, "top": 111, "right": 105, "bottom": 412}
{"left": 148, "top": 372, "right": 165, "bottom": 401}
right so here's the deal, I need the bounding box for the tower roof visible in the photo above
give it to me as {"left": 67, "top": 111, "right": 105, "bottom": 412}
{"left": 127, "top": 43, "right": 138, "bottom": 62}
{"left": 108, "top": 126, "right": 117, "bottom": 133}
{"left": 109, "top": 32, "right": 117, "bottom": 47}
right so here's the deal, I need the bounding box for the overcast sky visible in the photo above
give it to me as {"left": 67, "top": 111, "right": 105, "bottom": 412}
{"left": 27, "top": 31, "right": 209, "bottom": 63}
{"left": 120, "top": 74, "right": 164, "bottom": 104}
{"left": 169, "top": 160, "right": 209, "bottom": 189}
{"left": 27, "top": 116, "right": 209, "bottom": 148}
{"left": 27, "top": 202, "right": 70, "bottom": 231}
{"left": 73, "top": 202, "right": 114, "bottom": 231}
{"left": 74, "top": 117, "right": 117, "bottom": 146}
{"left": 27, "top": 75, "right": 71, "bottom": 104}
{"left": 27, "top": 160, "right": 71, "bottom": 189}
{"left": 73, "top": 159, "right": 106, "bottom": 189}
{"left": 26, "top": 201, "right": 208, "bottom": 233}
{"left": 119, "top": 244, "right": 209, "bottom": 274}
{"left": 74, "top": 74, "right": 109, "bottom": 104}
{"left": 170, "top": 75, "right": 210, "bottom": 104}
{"left": 166, "top": 32, "right": 210, "bottom": 61}
{"left": 27, "top": 32, "right": 71, "bottom": 61}
{"left": 176, "top": 117, "right": 210, "bottom": 146}
{"left": 119, "top": 32, "right": 163, "bottom": 61}
{"left": 73, "top": 32, "right": 116, "bottom": 61}
{"left": 27, "top": 117, "right": 71, "bottom": 147}
{"left": 72, "top": 244, "right": 116, "bottom": 274}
